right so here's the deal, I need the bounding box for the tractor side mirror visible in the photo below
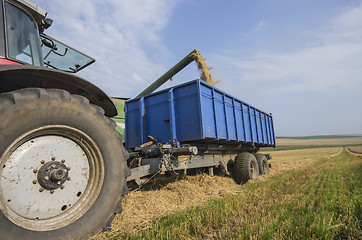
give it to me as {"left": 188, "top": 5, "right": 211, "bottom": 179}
{"left": 40, "top": 18, "right": 53, "bottom": 32}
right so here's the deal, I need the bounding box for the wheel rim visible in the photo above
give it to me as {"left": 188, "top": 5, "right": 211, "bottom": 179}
{"left": 0, "top": 125, "right": 104, "bottom": 231}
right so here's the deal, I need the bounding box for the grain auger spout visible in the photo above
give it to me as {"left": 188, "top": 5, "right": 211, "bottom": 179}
{"left": 136, "top": 49, "right": 214, "bottom": 98}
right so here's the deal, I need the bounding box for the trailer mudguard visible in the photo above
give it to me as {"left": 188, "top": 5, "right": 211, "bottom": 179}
{"left": 0, "top": 64, "right": 117, "bottom": 117}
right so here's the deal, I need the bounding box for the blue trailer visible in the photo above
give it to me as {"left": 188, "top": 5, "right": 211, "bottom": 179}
{"left": 125, "top": 79, "right": 275, "bottom": 185}
{"left": 126, "top": 79, "right": 275, "bottom": 148}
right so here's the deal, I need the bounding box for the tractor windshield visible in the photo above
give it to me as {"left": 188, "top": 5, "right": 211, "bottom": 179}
{"left": 40, "top": 34, "right": 95, "bottom": 73}
{"left": 5, "top": 1, "right": 43, "bottom": 66}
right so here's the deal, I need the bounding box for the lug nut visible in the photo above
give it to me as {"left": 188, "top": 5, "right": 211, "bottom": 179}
{"left": 67, "top": 177, "right": 71, "bottom": 181}
{"left": 39, "top": 188, "right": 44, "bottom": 192}
{"left": 51, "top": 157, "right": 56, "bottom": 161}
{"left": 32, "top": 180, "right": 37, "bottom": 184}
{"left": 33, "top": 169, "right": 38, "bottom": 173}
{"left": 44, "top": 176, "right": 49, "bottom": 181}
{"left": 51, "top": 164, "right": 56, "bottom": 169}
{"left": 60, "top": 185, "right": 65, "bottom": 189}
{"left": 40, "top": 160, "right": 45, "bottom": 164}
{"left": 61, "top": 159, "right": 65, "bottom": 163}
{"left": 50, "top": 190, "right": 54, "bottom": 194}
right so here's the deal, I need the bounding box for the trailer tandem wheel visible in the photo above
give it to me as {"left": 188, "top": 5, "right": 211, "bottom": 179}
{"left": 0, "top": 88, "right": 128, "bottom": 240}
{"left": 233, "top": 152, "right": 259, "bottom": 184}
{"left": 255, "top": 153, "right": 269, "bottom": 175}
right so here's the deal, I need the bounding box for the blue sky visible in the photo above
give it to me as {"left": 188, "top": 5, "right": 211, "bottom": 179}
{"left": 32, "top": 0, "right": 362, "bottom": 136}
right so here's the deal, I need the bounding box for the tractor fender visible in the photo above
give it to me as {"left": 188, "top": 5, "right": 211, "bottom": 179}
{"left": 0, "top": 64, "right": 117, "bottom": 117}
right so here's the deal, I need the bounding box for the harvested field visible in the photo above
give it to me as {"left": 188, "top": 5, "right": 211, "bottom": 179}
{"left": 92, "top": 147, "right": 349, "bottom": 239}
{"left": 108, "top": 174, "right": 238, "bottom": 237}
{"left": 124, "top": 149, "right": 361, "bottom": 240}
{"left": 276, "top": 136, "right": 362, "bottom": 146}
{"left": 266, "top": 147, "right": 341, "bottom": 173}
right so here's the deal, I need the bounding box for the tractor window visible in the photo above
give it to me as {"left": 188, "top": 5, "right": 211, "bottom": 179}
{"left": 40, "top": 34, "right": 95, "bottom": 73}
{"left": 5, "top": 2, "right": 43, "bottom": 66}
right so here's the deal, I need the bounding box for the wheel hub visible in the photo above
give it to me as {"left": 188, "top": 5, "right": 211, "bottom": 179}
{"left": 37, "top": 161, "right": 69, "bottom": 190}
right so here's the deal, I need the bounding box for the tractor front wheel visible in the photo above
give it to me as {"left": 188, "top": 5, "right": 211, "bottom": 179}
{"left": 0, "top": 88, "right": 128, "bottom": 240}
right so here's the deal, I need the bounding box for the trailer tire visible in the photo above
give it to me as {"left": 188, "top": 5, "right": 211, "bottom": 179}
{"left": 0, "top": 88, "right": 129, "bottom": 240}
{"left": 233, "top": 152, "right": 259, "bottom": 184}
{"left": 255, "top": 153, "right": 269, "bottom": 175}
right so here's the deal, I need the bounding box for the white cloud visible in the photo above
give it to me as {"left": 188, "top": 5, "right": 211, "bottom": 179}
{"left": 33, "top": 0, "right": 178, "bottom": 97}
{"left": 214, "top": 3, "right": 362, "bottom": 96}
{"left": 222, "top": 43, "right": 362, "bottom": 95}
{"left": 255, "top": 20, "right": 266, "bottom": 32}
{"left": 335, "top": 3, "right": 362, "bottom": 32}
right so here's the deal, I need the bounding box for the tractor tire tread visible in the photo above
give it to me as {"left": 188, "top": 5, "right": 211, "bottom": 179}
{"left": 0, "top": 88, "right": 130, "bottom": 239}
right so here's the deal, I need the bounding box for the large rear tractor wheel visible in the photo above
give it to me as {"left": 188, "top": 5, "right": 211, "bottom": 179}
{"left": 233, "top": 152, "right": 259, "bottom": 184}
{"left": 0, "top": 88, "right": 129, "bottom": 240}
{"left": 255, "top": 153, "right": 269, "bottom": 175}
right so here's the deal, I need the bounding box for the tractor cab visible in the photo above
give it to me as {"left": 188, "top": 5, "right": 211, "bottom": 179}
{"left": 0, "top": 0, "right": 94, "bottom": 72}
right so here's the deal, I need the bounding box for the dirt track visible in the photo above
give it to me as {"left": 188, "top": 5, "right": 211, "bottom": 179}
{"left": 346, "top": 146, "right": 362, "bottom": 156}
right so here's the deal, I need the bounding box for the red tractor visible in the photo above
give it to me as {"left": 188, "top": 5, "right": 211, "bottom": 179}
{"left": 0, "top": 0, "right": 129, "bottom": 239}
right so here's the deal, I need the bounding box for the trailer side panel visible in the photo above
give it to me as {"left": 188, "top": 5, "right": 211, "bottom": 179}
{"left": 125, "top": 80, "right": 276, "bottom": 148}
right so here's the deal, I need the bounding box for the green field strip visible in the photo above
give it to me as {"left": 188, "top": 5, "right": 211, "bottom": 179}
{"left": 261, "top": 144, "right": 362, "bottom": 152}
{"left": 276, "top": 135, "right": 362, "bottom": 140}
